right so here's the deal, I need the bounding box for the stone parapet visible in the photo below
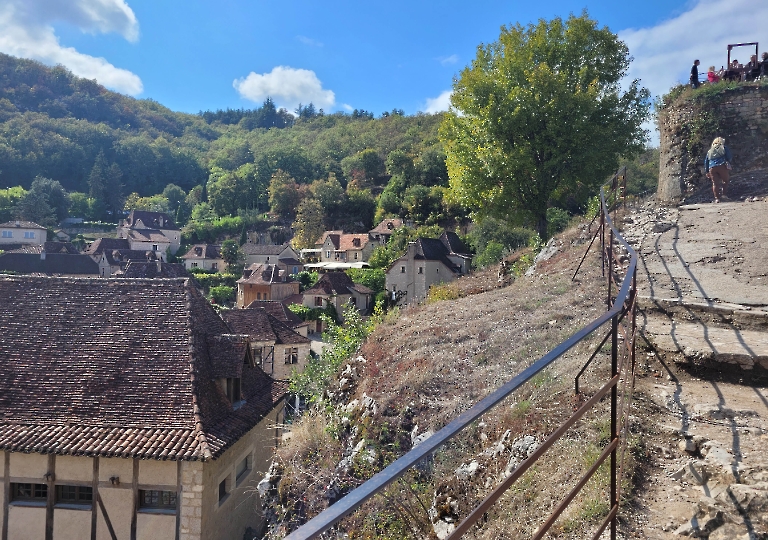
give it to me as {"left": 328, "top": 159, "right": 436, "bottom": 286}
{"left": 658, "top": 84, "right": 768, "bottom": 201}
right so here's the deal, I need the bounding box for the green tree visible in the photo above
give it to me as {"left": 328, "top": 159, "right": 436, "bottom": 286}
{"left": 268, "top": 170, "right": 304, "bottom": 219}
{"left": 220, "top": 239, "right": 244, "bottom": 275}
{"left": 15, "top": 189, "right": 56, "bottom": 226}
{"left": 162, "top": 184, "right": 186, "bottom": 214}
{"left": 68, "top": 192, "right": 93, "bottom": 219}
{"left": 0, "top": 187, "right": 27, "bottom": 222}
{"left": 25, "top": 176, "right": 69, "bottom": 223}
{"left": 292, "top": 198, "right": 325, "bottom": 250}
{"left": 309, "top": 173, "right": 344, "bottom": 214}
{"left": 440, "top": 12, "right": 650, "bottom": 238}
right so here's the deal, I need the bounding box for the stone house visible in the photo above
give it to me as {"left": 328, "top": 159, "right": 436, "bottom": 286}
{"left": 385, "top": 231, "right": 472, "bottom": 305}
{"left": 221, "top": 308, "right": 311, "bottom": 380}
{"left": 301, "top": 272, "right": 373, "bottom": 321}
{"left": 179, "top": 244, "right": 226, "bottom": 273}
{"left": 236, "top": 264, "right": 300, "bottom": 308}
{"left": 0, "top": 276, "right": 288, "bottom": 540}
{"left": 117, "top": 210, "right": 181, "bottom": 255}
{"left": 0, "top": 221, "right": 46, "bottom": 247}
{"left": 241, "top": 243, "right": 299, "bottom": 268}
{"left": 318, "top": 232, "right": 375, "bottom": 263}
{"left": 85, "top": 238, "right": 158, "bottom": 277}
{"left": 368, "top": 218, "right": 403, "bottom": 245}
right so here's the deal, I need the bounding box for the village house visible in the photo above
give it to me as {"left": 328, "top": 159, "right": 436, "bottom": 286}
{"left": 301, "top": 272, "right": 373, "bottom": 323}
{"left": 0, "top": 276, "right": 287, "bottom": 540}
{"left": 317, "top": 232, "right": 376, "bottom": 264}
{"left": 385, "top": 231, "right": 472, "bottom": 305}
{"left": 117, "top": 210, "right": 182, "bottom": 255}
{"left": 221, "top": 308, "right": 311, "bottom": 381}
{"left": 179, "top": 244, "right": 226, "bottom": 273}
{"left": 0, "top": 221, "right": 46, "bottom": 247}
{"left": 368, "top": 218, "right": 403, "bottom": 245}
{"left": 236, "top": 264, "right": 300, "bottom": 308}
{"left": 241, "top": 243, "right": 299, "bottom": 269}
{"left": 84, "top": 238, "right": 158, "bottom": 277}
{"left": 244, "top": 300, "right": 309, "bottom": 337}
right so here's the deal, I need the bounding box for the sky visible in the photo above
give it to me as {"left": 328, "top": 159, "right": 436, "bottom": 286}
{"left": 0, "top": 0, "right": 767, "bottom": 143}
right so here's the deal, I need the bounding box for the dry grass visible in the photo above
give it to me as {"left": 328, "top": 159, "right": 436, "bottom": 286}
{"left": 266, "top": 218, "right": 640, "bottom": 539}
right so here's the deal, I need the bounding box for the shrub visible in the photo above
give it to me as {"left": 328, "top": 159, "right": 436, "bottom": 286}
{"left": 209, "top": 285, "right": 234, "bottom": 304}
{"left": 426, "top": 282, "right": 460, "bottom": 303}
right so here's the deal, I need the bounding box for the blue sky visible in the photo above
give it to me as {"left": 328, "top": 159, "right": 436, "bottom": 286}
{"left": 0, "top": 0, "right": 766, "bottom": 137}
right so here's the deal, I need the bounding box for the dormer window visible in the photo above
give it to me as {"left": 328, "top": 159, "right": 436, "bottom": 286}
{"left": 226, "top": 378, "right": 241, "bottom": 403}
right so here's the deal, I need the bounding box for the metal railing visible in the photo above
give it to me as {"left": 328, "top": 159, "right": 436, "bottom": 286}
{"left": 285, "top": 171, "right": 638, "bottom": 540}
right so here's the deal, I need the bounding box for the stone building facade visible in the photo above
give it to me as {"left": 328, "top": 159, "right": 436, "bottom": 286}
{"left": 658, "top": 84, "right": 768, "bottom": 201}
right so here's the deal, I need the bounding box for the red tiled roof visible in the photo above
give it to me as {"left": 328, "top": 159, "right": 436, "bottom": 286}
{"left": 237, "top": 263, "right": 292, "bottom": 285}
{"left": 123, "top": 210, "right": 179, "bottom": 231}
{"left": 180, "top": 244, "right": 222, "bottom": 260}
{"left": 370, "top": 218, "right": 403, "bottom": 234}
{"left": 303, "top": 271, "right": 370, "bottom": 296}
{"left": 0, "top": 276, "right": 287, "bottom": 461}
{"left": 245, "top": 300, "right": 306, "bottom": 329}
{"left": 126, "top": 229, "right": 170, "bottom": 243}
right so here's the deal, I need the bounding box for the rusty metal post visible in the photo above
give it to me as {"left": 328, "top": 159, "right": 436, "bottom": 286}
{"left": 610, "top": 311, "right": 618, "bottom": 540}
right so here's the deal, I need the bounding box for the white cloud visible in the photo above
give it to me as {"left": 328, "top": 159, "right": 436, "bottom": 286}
{"left": 438, "top": 54, "right": 459, "bottom": 66}
{"left": 297, "top": 35, "right": 323, "bottom": 47}
{"left": 342, "top": 103, "right": 354, "bottom": 112}
{"left": 233, "top": 66, "right": 336, "bottom": 111}
{"left": 423, "top": 90, "right": 452, "bottom": 114}
{"left": 0, "top": 0, "right": 142, "bottom": 95}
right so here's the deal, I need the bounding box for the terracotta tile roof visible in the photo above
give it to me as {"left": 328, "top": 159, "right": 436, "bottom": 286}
{"left": 221, "top": 309, "right": 309, "bottom": 345}
{"left": 0, "top": 253, "right": 99, "bottom": 275}
{"left": 0, "top": 221, "right": 46, "bottom": 230}
{"left": 245, "top": 300, "right": 306, "bottom": 329}
{"left": 337, "top": 234, "right": 371, "bottom": 251}
{"left": 0, "top": 276, "right": 287, "bottom": 461}
{"left": 241, "top": 243, "right": 292, "bottom": 256}
{"left": 370, "top": 218, "right": 403, "bottom": 235}
{"left": 180, "top": 244, "right": 222, "bottom": 260}
{"left": 101, "top": 249, "right": 158, "bottom": 266}
{"left": 207, "top": 335, "right": 250, "bottom": 378}
{"left": 121, "top": 261, "right": 189, "bottom": 278}
{"left": 123, "top": 210, "right": 179, "bottom": 231}
{"left": 126, "top": 229, "right": 170, "bottom": 243}
{"left": 6, "top": 242, "right": 79, "bottom": 255}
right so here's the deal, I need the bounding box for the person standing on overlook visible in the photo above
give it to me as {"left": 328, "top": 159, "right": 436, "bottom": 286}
{"left": 704, "top": 137, "right": 733, "bottom": 203}
{"left": 690, "top": 59, "right": 700, "bottom": 88}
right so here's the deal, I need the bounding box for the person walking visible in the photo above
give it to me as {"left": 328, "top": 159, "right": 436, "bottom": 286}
{"left": 704, "top": 137, "right": 733, "bottom": 203}
{"left": 690, "top": 59, "right": 701, "bottom": 88}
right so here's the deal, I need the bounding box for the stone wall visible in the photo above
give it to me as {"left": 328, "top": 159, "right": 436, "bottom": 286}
{"left": 658, "top": 84, "right": 768, "bottom": 201}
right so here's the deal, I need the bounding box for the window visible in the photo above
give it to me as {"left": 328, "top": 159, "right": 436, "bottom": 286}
{"left": 56, "top": 485, "right": 92, "bottom": 505}
{"left": 326, "top": 250, "right": 331, "bottom": 258}
{"left": 292, "top": 266, "right": 298, "bottom": 274}
{"left": 418, "top": 267, "right": 423, "bottom": 274}
{"left": 211, "top": 263, "right": 218, "bottom": 270}
{"left": 314, "top": 296, "right": 323, "bottom": 307}
{"left": 139, "top": 490, "right": 177, "bottom": 511}
{"left": 226, "top": 378, "right": 241, "bottom": 402}
{"left": 152, "top": 244, "right": 158, "bottom": 251}
{"left": 257, "top": 292, "right": 261, "bottom": 300}
{"left": 401, "top": 266, "right": 405, "bottom": 273}
{"left": 285, "top": 347, "right": 298, "bottom": 364}
{"left": 436, "top": 268, "right": 439, "bottom": 273}
{"left": 11, "top": 483, "right": 47, "bottom": 503}
{"left": 252, "top": 347, "right": 262, "bottom": 366}
{"left": 1, "top": 231, "right": 12, "bottom": 238}
{"left": 218, "top": 479, "right": 228, "bottom": 502}
{"left": 24, "top": 231, "right": 35, "bottom": 239}
{"left": 236, "top": 455, "right": 251, "bottom": 482}
{"left": 191, "top": 262, "right": 198, "bottom": 268}
{"left": 354, "top": 253, "right": 358, "bottom": 260}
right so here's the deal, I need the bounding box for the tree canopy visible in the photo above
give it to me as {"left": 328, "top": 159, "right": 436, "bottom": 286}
{"left": 440, "top": 12, "right": 650, "bottom": 238}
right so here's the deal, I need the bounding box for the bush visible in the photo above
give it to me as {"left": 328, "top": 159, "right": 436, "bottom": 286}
{"left": 473, "top": 240, "right": 507, "bottom": 268}
{"left": 426, "top": 282, "right": 460, "bottom": 303}
{"left": 546, "top": 207, "right": 571, "bottom": 238}
{"left": 345, "top": 268, "right": 386, "bottom": 295}
{"left": 209, "top": 285, "right": 234, "bottom": 304}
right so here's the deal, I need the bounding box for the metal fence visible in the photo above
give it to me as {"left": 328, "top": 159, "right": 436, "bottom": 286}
{"left": 285, "top": 172, "right": 638, "bottom": 540}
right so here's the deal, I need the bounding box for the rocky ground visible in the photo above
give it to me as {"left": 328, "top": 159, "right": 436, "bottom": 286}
{"left": 618, "top": 169, "right": 768, "bottom": 539}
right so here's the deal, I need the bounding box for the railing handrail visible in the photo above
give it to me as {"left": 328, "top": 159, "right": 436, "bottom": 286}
{"left": 285, "top": 184, "right": 637, "bottom": 540}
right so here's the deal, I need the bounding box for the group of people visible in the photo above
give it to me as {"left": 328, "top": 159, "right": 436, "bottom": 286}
{"left": 690, "top": 53, "right": 768, "bottom": 88}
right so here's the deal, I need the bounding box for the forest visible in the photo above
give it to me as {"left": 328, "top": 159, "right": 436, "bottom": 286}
{"left": 0, "top": 52, "right": 658, "bottom": 268}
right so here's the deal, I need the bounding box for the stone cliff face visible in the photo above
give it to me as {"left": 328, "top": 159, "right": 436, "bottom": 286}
{"left": 658, "top": 84, "right": 768, "bottom": 201}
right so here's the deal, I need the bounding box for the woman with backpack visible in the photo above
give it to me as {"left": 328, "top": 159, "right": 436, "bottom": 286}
{"left": 704, "top": 137, "right": 733, "bottom": 203}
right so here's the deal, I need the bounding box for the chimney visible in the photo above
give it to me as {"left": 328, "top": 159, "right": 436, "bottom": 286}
{"left": 156, "top": 260, "right": 162, "bottom": 273}
{"left": 15, "top": 221, "right": 20, "bottom": 227}
{"left": 40, "top": 249, "right": 46, "bottom": 261}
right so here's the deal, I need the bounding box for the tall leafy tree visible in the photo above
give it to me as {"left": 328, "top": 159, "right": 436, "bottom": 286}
{"left": 268, "top": 170, "right": 304, "bottom": 219}
{"left": 292, "top": 198, "right": 325, "bottom": 249}
{"left": 440, "top": 12, "right": 650, "bottom": 238}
